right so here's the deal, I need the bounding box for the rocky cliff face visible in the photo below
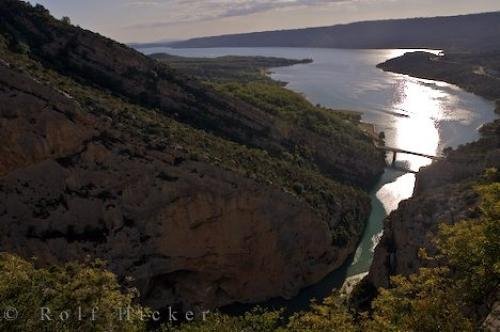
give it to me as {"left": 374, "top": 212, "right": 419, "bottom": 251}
{"left": 367, "top": 181, "right": 481, "bottom": 288}
{"left": 0, "top": 60, "right": 370, "bottom": 310}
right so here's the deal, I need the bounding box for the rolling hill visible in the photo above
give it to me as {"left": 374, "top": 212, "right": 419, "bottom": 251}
{"left": 164, "top": 11, "right": 500, "bottom": 52}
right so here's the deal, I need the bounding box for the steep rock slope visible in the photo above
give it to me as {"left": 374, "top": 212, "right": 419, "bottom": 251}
{"left": 0, "top": 0, "right": 385, "bottom": 188}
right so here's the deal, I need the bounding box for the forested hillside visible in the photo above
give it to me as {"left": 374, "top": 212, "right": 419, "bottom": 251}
{"left": 164, "top": 11, "right": 500, "bottom": 52}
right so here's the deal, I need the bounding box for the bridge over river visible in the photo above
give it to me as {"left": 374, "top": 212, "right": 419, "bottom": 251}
{"left": 377, "top": 145, "right": 444, "bottom": 173}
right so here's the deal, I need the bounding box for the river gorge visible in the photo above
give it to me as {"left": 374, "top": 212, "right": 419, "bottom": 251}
{"left": 1, "top": 1, "right": 499, "bottom": 329}
{"left": 138, "top": 46, "right": 497, "bottom": 311}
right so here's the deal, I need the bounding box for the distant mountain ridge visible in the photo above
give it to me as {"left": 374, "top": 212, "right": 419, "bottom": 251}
{"left": 163, "top": 11, "right": 500, "bottom": 52}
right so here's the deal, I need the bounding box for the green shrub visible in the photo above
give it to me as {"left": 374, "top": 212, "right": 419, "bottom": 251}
{"left": 61, "top": 16, "right": 71, "bottom": 25}
{"left": 287, "top": 294, "right": 357, "bottom": 332}
{"left": 0, "top": 254, "right": 147, "bottom": 332}
{"left": 160, "top": 308, "right": 283, "bottom": 332}
{"left": 13, "top": 41, "right": 30, "bottom": 55}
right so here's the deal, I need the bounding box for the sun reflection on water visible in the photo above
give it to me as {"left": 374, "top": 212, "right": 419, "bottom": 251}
{"left": 389, "top": 76, "right": 448, "bottom": 171}
{"left": 376, "top": 173, "right": 416, "bottom": 214}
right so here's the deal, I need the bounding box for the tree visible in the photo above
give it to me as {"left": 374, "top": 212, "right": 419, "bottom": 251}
{"left": 62, "top": 16, "right": 71, "bottom": 25}
{"left": 160, "top": 308, "right": 284, "bottom": 332}
{"left": 365, "top": 268, "right": 473, "bottom": 332}
{"left": 436, "top": 182, "right": 500, "bottom": 305}
{"left": 365, "top": 180, "right": 499, "bottom": 332}
{"left": 34, "top": 4, "right": 50, "bottom": 14}
{"left": 13, "top": 41, "right": 30, "bottom": 55}
{"left": 287, "top": 294, "right": 358, "bottom": 332}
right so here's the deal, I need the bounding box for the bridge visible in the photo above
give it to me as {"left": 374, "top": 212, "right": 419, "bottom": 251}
{"left": 376, "top": 145, "right": 443, "bottom": 172}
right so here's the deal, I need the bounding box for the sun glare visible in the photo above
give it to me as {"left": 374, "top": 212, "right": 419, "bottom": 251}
{"left": 391, "top": 77, "right": 445, "bottom": 171}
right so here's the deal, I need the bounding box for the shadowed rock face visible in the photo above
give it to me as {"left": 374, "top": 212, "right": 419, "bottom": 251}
{"left": 364, "top": 148, "right": 500, "bottom": 324}
{"left": 367, "top": 182, "right": 481, "bottom": 289}
{"left": 0, "top": 62, "right": 367, "bottom": 310}
{"left": 0, "top": 65, "right": 97, "bottom": 176}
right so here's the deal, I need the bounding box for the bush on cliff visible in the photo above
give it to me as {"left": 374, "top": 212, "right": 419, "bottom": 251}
{"left": 0, "top": 254, "right": 147, "bottom": 332}
{"left": 160, "top": 309, "right": 284, "bottom": 332}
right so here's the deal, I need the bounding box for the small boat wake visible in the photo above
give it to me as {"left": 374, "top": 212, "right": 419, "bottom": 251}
{"left": 351, "top": 245, "right": 362, "bottom": 265}
{"left": 371, "top": 231, "right": 384, "bottom": 252}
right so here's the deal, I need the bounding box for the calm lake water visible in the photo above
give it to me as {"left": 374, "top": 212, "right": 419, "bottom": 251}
{"left": 139, "top": 46, "right": 497, "bottom": 311}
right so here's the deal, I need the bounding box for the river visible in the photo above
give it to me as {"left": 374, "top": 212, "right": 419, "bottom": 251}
{"left": 139, "top": 46, "right": 497, "bottom": 312}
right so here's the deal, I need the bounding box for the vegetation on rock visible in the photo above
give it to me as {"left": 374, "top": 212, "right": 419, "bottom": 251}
{"left": 0, "top": 254, "right": 146, "bottom": 332}
{"left": 154, "top": 53, "right": 385, "bottom": 188}
{"left": 150, "top": 54, "right": 311, "bottom": 83}
{"left": 1, "top": 1, "right": 498, "bottom": 331}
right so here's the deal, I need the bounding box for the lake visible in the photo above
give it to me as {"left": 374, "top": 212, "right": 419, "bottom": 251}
{"left": 139, "top": 46, "right": 497, "bottom": 311}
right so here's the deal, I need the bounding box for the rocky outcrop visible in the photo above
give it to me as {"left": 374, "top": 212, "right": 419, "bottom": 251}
{"left": 367, "top": 182, "right": 481, "bottom": 288}
{"left": 0, "top": 60, "right": 368, "bottom": 310}
{"left": 0, "top": 65, "right": 97, "bottom": 176}
{"left": 483, "top": 293, "right": 500, "bottom": 332}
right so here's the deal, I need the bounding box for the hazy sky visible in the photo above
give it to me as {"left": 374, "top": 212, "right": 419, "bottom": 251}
{"left": 28, "top": 0, "right": 500, "bottom": 43}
